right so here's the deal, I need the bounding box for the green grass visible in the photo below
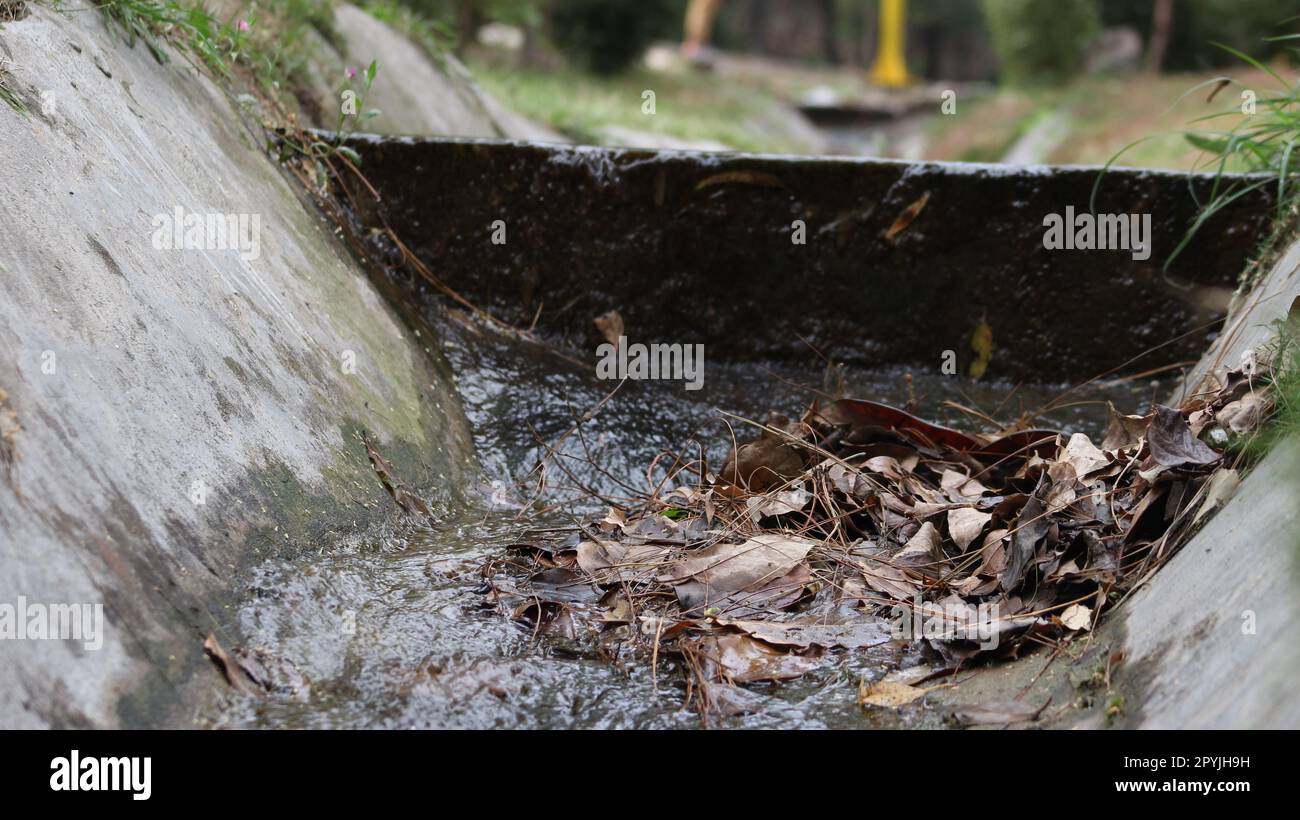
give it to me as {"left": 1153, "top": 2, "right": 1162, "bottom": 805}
{"left": 76, "top": 0, "right": 341, "bottom": 108}
{"left": 467, "top": 58, "right": 816, "bottom": 153}
{"left": 1095, "top": 41, "right": 1300, "bottom": 271}
{"left": 0, "top": 59, "right": 30, "bottom": 117}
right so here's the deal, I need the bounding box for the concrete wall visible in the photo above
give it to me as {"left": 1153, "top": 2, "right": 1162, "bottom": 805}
{"left": 304, "top": 4, "right": 563, "bottom": 141}
{"left": 0, "top": 5, "right": 476, "bottom": 727}
{"left": 1113, "top": 225, "right": 1300, "bottom": 728}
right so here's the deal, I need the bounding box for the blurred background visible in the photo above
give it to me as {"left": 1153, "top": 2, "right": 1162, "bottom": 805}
{"left": 360, "top": 0, "right": 1299, "bottom": 168}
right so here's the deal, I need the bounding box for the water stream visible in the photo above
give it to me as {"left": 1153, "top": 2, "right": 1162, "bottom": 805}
{"left": 227, "top": 316, "right": 1167, "bottom": 728}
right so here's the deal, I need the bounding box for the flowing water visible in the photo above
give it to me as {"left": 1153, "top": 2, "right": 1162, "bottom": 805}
{"left": 227, "top": 317, "right": 1168, "bottom": 729}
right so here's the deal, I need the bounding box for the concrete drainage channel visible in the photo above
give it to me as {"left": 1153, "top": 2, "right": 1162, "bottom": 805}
{"left": 296, "top": 135, "right": 1299, "bottom": 728}
{"left": 2, "top": 1, "right": 1297, "bottom": 729}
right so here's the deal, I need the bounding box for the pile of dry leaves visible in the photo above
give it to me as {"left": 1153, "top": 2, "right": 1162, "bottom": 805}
{"left": 481, "top": 365, "right": 1272, "bottom": 719}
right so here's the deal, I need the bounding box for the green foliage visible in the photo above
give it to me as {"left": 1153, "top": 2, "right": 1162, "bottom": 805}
{"left": 89, "top": 0, "right": 342, "bottom": 102}
{"left": 1099, "top": 30, "right": 1300, "bottom": 273}
{"left": 550, "top": 0, "right": 677, "bottom": 75}
{"left": 980, "top": 0, "right": 1101, "bottom": 85}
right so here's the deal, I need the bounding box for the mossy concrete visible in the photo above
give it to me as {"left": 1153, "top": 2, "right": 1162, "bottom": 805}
{"left": 0, "top": 5, "right": 476, "bottom": 727}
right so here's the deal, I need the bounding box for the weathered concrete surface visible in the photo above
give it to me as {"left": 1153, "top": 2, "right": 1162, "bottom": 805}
{"left": 338, "top": 136, "right": 1272, "bottom": 382}
{"left": 1118, "top": 439, "right": 1300, "bottom": 728}
{"left": 300, "top": 4, "right": 562, "bottom": 141}
{"left": 1106, "top": 223, "right": 1300, "bottom": 729}
{"left": 0, "top": 7, "right": 476, "bottom": 728}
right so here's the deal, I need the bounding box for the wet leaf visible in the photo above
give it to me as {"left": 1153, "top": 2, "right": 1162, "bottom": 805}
{"left": 661, "top": 534, "right": 814, "bottom": 613}
{"left": 719, "top": 617, "right": 895, "bottom": 650}
{"left": 706, "top": 634, "right": 821, "bottom": 684}
{"left": 1147, "top": 405, "right": 1220, "bottom": 468}
{"left": 858, "top": 678, "right": 943, "bottom": 708}
{"left": 969, "top": 319, "right": 993, "bottom": 379}
{"left": 593, "top": 309, "right": 624, "bottom": 345}
{"left": 884, "top": 191, "right": 930, "bottom": 242}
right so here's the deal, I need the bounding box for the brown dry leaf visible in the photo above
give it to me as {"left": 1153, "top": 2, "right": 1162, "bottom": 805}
{"left": 593, "top": 310, "right": 624, "bottom": 345}
{"left": 940, "top": 469, "right": 989, "bottom": 501}
{"left": 720, "top": 437, "right": 804, "bottom": 492}
{"left": 897, "top": 521, "right": 943, "bottom": 565}
{"left": 1102, "top": 403, "right": 1149, "bottom": 450}
{"left": 947, "top": 507, "right": 992, "bottom": 551}
{"left": 1062, "top": 433, "right": 1109, "bottom": 476}
{"left": 975, "top": 527, "right": 1010, "bottom": 577}
{"left": 1217, "top": 392, "right": 1267, "bottom": 434}
{"left": 1002, "top": 496, "right": 1049, "bottom": 591}
{"left": 1059, "top": 603, "right": 1093, "bottom": 631}
{"left": 747, "top": 487, "right": 811, "bottom": 519}
{"left": 860, "top": 557, "right": 920, "bottom": 601}
{"left": 576, "top": 539, "right": 666, "bottom": 584}
{"left": 858, "top": 678, "right": 945, "bottom": 708}
{"left": 884, "top": 191, "right": 930, "bottom": 242}
{"left": 661, "top": 534, "right": 814, "bottom": 612}
{"left": 1147, "top": 405, "right": 1220, "bottom": 468}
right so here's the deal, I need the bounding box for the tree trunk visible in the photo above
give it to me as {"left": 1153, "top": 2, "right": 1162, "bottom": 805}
{"left": 1145, "top": 0, "right": 1174, "bottom": 73}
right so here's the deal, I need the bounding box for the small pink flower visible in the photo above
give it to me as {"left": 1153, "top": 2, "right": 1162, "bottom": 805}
{"left": 346, "top": 67, "right": 357, "bottom": 79}
{"left": 237, "top": 19, "right": 250, "bottom": 32}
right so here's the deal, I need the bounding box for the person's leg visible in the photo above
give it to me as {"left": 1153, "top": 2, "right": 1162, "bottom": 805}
{"left": 683, "top": 0, "right": 725, "bottom": 59}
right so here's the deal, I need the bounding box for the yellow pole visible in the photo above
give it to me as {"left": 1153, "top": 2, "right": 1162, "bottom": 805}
{"left": 869, "top": 0, "right": 910, "bottom": 88}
